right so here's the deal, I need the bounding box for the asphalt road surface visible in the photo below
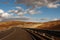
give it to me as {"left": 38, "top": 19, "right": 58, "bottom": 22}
{"left": 0, "top": 27, "right": 60, "bottom": 40}
{"left": 0, "top": 27, "right": 33, "bottom": 40}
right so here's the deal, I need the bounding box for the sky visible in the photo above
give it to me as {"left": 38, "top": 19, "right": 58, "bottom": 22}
{"left": 0, "top": 0, "right": 60, "bottom": 22}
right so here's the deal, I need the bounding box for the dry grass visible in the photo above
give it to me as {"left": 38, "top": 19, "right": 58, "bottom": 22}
{"left": 0, "top": 21, "right": 41, "bottom": 30}
{"left": 37, "top": 20, "right": 60, "bottom": 30}
{"left": 0, "top": 20, "right": 60, "bottom": 30}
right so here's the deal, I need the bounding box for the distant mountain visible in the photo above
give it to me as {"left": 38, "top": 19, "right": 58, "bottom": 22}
{"left": 37, "top": 20, "right": 60, "bottom": 30}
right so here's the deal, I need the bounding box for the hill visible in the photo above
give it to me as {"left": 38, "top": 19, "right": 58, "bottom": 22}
{"left": 0, "top": 21, "right": 41, "bottom": 30}
{"left": 0, "top": 20, "right": 60, "bottom": 30}
{"left": 37, "top": 20, "right": 60, "bottom": 30}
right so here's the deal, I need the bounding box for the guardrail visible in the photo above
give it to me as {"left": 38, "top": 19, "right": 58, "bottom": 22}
{"left": 23, "top": 28, "right": 60, "bottom": 37}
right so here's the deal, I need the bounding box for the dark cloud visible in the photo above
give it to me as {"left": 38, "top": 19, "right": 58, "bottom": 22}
{"left": 15, "top": 0, "right": 60, "bottom": 8}
{"left": 47, "top": 0, "right": 58, "bottom": 2}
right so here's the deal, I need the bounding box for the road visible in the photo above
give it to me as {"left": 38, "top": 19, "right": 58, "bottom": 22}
{"left": 0, "top": 27, "right": 60, "bottom": 40}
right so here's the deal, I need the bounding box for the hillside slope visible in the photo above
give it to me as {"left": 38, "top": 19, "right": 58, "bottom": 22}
{"left": 0, "top": 20, "right": 60, "bottom": 30}
{"left": 0, "top": 21, "right": 41, "bottom": 29}
{"left": 37, "top": 20, "right": 60, "bottom": 30}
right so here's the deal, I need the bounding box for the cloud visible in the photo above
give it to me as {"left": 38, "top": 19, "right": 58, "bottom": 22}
{"left": 9, "top": 6, "right": 41, "bottom": 16}
{"left": 9, "top": 10, "right": 26, "bottom": 16}
{"left": 0, "top": 15, "right": 47, "bottom": 22}
{"left": 53, "top": 18, "right": 60, "bottom": 21}
{"left": 26, "top": 9, "right": 41, "bottom": 15}
{"left": 7, "top": 6, "right": 41, "bottom": 22}
{"left": 16, "top": 6, "right": 24, "bottom": 11}
{"left": 15, "top": 0, "right": 60, "bottom": 8}
{"left": 0, "top": 9, "right": 13, "bottom": 21}
{"left": 47, "top": 3, "right": 60, "bottom": 8}
{"left": 1, "top": 16, "right": 40, "bottom": 22}
{"left": 0, "top": 9, "right": 4, "bottom": 13}
{"left": 2, "top": 16, "right": 30, "bottom": 21}
{"left": 0, "top": 9, "right": 13, "bottom": 18}
{"left": 0, "top": 9, "right": 51, "bottom": 22}
{"left": 40, "top": 18, "right": 49, "bottom": 20}
{"left": 9, "top": 10, "right": 18, "bottom": 14}
{"left": 1, "top": 13, "right": 12, "bottom": 18}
